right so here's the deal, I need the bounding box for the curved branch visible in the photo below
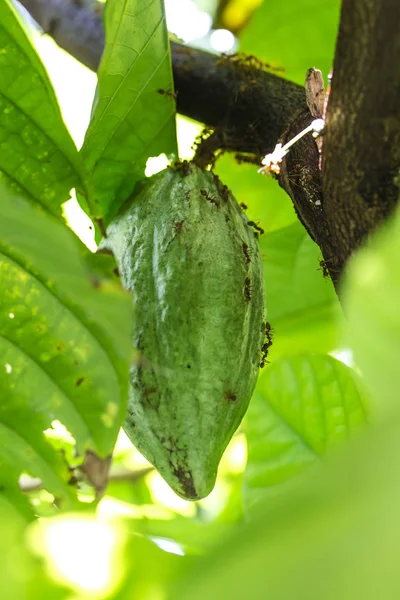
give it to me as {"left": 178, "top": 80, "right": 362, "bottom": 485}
{"left": 17, "top": 0, "right": 400, "bottom": 290}
{"left": 16, "top": 0, "right": 306, "bottom": 158}
{"left": 17, "top": 0, "right": 105, "bottom": 70}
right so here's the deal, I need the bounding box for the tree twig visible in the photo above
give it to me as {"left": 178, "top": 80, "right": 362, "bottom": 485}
{"left": 16, "top": 0, "right": 400, "bottom": 289}
{"left": 19, "top": 466, "right": 153, "bottom": 493}
{"left": 16, "top": 0, "right": 306, "bottom": 159}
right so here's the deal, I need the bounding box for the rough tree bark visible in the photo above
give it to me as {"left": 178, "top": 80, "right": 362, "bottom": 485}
{"left": 16, "top": 0, "right": 400, "bottom": 291}
{"left": 323, "top": 0, "right": 400, "bottom": 283}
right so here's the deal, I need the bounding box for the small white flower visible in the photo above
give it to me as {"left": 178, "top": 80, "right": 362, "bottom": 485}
{"left": 258, "top": 143, "right": 287, "bottom": 175}
{"left": 259, "top": 119, "right": 325, "bottom": 176}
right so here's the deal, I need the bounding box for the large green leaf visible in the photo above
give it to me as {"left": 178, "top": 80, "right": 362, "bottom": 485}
{"left": 81, "top": 0, "right": 178, "bottom": 223}
{"left": 260, "top": 221, "right": 342, "bottom": 357}
{"left": 0, "top": 187, "right": 132, "bottom": 513}
{"left": 0, "top": 0, "right": 92, "bottom": 215}
{"left": 344, "top": 208, "right": 400, "bottom": 418}
{"left": 240, "top": 0, "right": 341, "bottom": 86}
{"left": 173, "top": 414, "right": 400, "bottom": 600}
{"left": 245, "top": 354, "right": 368, "bottom": 515}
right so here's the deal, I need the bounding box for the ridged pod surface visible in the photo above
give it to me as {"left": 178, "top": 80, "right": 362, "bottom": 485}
{"left": 102, "top": 164, "right": 266, "bottom": 499}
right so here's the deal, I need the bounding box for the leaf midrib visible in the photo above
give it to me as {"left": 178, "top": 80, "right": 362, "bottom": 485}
{"left": 84, "top": 12, "right": 166, "bottom": 158}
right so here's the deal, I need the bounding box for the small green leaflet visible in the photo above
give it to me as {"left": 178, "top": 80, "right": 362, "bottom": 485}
{"left": 81, "top": 0, "right": 178, "bottom": 224}
{"left": 0, "top": 0, "right": 93, "bottom": 216}
{"left": 0, "top": 187, "right": 132, "bottom": 513}
{"left": 244, "top": 354, "right": 368, "bottom": 516}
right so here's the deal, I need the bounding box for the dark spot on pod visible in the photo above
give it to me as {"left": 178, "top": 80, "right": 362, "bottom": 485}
{"left": 141, "top": 386, "right": 157, "bottom": 399}
{"left": 174, "top": 220, "right": 185, "bottom": 233}
{"left": 76, "top": 376, "right": 85, "bottom": 387}
{"left": 225, "top": 391, "right": 237, "bottom": 402}
{"left": 172, "top": 464, "right": 197, "bottom": 499}
{"left": 240, "top": 202, "right": 248, "bottom": 210}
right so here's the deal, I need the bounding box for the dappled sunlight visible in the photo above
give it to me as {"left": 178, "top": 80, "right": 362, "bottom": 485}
{"left": 221, "top": 433, "right": 247, "bottom": 474}
{"left": 152, "top": 537, "right": 185, "bottom": 556}
{"left": 165, "top": 0, "right": 212, "bottom": 42}
{"left": 330, "top": 348, "right": 354, "bottom": 368}
{"left": 145, "top": 154, "right": 171, "bottom": 177}
{"left": 32, "top": 35, "right": 97, "bottom": 149}
{"left": 62, "top": 193, "right": 97, "bottom": 251}
{"left": 210, "top": 29, "right": 236, "bottom": 52}
{"left": 98, "top": 496, "right": 175, "bottom": 521}
{"left": 29, "top": 515, "right": 125, "bottom": 597}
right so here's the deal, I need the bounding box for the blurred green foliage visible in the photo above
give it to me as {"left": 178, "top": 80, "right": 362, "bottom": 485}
{"left": 240, "top": 0, "right": 341, "bottom": 85}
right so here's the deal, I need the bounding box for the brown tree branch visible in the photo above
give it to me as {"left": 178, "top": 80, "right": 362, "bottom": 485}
{"left": 17, "top": 0, "right": 105, "bottom": 70}
{"left": 322, "top": 0, "right": 400, "bottom": 284}
{"left": 16, "top": 0, "right": 400, "bottom": 290}
{"left": 19, "top": 466, "right": 153, "bottom": 493}
{"left": 16, "top": 0, "right": 306, "bottom": 158}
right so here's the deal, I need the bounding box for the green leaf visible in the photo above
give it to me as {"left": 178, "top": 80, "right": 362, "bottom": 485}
{"left": 0, "top": 187, "right": 132, "bottom": 511}
{"left": 112, "top": 526, "right": 190, "bottom": 600}
{"left": 344, "top": 208, "right": 400, "bottom": 418}
{"left": 240, "top": 0, "right": 341, "bottom": 85}
{"left": 260, "top": 221, "right": 341, "bottom": 357}
{"left": 244, "top": 354, "right": 368, "bottom": 515}
{"left": 81, "top": 0, "right": 178, "bottom": 223}
{"left": 215, "top": 154, "right": 297, "bottom": 234}
{"left": 0, "top": 0, "right": 91, "bottom": 215}
{"left": 173, "top": 415, "right": 400, "bottom": 600}
{"left": 128, "top": 515, "right": 233, "bottom": 556}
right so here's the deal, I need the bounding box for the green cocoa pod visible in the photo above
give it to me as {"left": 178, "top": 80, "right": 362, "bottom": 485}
{"left": 102, "top": 163, "right": 266, "bottom": 499}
